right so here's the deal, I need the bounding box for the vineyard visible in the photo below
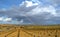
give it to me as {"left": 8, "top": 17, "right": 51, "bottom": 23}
{"left": 0, "top": 24, "right": 60, "bottom": 37}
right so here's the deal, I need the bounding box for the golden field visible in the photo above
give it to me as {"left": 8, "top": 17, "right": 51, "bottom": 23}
{"left": 0, "top": 24, "right": 60, "bottom": 37}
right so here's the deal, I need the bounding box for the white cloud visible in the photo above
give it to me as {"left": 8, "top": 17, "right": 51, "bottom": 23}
{"left": 3, "top": 18, "right": 12, "bottom": 22}
{"left": 0, "top": 17, "right": 12, "bottom": 22}
{"left": 19, "top": 1, "right": 39, "bottom": 7}
{"left": 0, "top": 17, "right": 3, "bottom": 21}
{"left": 26, "top": 5, "right": 56, "bottom": 16}
{"left": 25, "top": 1, "right": 38, "bottom": 7}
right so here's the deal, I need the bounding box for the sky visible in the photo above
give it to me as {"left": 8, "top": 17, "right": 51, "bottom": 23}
{"left": 0, "top": 0, "right": 60, "bottom": 25}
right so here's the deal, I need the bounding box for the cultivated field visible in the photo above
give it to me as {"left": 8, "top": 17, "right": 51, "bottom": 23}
{"left": 0, "top": 24, "right": 60, "bottom": 37}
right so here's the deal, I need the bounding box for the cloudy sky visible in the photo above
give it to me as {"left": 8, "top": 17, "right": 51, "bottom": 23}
{"left": 0, "top": 0, "right": 60, "bottom": 25}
